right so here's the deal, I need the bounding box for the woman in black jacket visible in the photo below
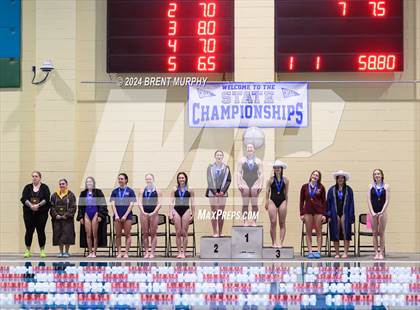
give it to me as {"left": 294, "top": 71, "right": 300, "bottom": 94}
{"left": 77, "top": 177, "right": 108, "bottom": 257}
{"left": 20, "top": 171, "right": 51, "bottom": 258}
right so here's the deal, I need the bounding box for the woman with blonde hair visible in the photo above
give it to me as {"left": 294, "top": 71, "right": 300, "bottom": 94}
{"left": 368, "top": 168, "right": 390, "bottom": 260}
{"left": 139, "top": 173, "right": 162, "bottom": 258}
{"left": 77, "top": 176, "right": 108, "bottom": 258}
{"left": 237, "top": 144, "right": 263, "bottom": 226}
{"left": 206, "top": 150, "right": 231, "bottom": 237}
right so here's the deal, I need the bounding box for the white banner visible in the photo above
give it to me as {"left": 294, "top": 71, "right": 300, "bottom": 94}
{"left": 188, "top": 82, "right": 308, "bottom": 128}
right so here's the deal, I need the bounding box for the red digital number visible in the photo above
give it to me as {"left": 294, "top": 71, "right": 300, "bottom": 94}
{"left": 168, "top": 39, "right": 177, "bottom": 53}
{"left": 167, "top": 2, "right": 177, "bottom": 18}
{"left": 198, "top": 56, "right": 216, "bottom": 71}
{"left": 197, "top": 20, "right": 216, "bottom": 36}
{"left": 315, "top": 56, "right": 321, "bottom": 71}
{"left": 199, "top": 2, "right": 216, "bottom": 17}
{"left": 288, "top": 56, "right": 295, "bottom": 71}
{"left": 338, "top": 1, "right": 347, "bottom": 16}
{"left": 196, "top": 2, "right": 217, "bottom": 72}
{"left": 358, "top": 54, "right": 396, "bottom": 71}
{"left": 168, "top": 56, "right": 177, "bottom": 72}
{"left": 369, "top": 1, "right": 386, "bottom": 17}
{"left": 199, "top": 38, "right": 216, "bottom": 53}
{"left": 167, "top": 2, "right": 178, "bottom": 72}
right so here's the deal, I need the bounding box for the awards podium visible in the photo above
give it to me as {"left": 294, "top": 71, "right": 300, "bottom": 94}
{"left": 200, "top": 225, "right": 294, "bottom": 259}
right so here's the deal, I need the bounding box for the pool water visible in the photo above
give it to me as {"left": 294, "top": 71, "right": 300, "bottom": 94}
{"left": 0, "top": 262, "right": 419, "bottom": 309}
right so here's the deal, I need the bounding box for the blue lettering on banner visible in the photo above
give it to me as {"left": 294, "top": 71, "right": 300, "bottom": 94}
{"left": 188, "top": 82, "right": 309, "bottom": 128}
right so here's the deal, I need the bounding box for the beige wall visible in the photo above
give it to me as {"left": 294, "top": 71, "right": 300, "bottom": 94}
{"left": 0, "top": 0, "right": 419, "bottom": 254}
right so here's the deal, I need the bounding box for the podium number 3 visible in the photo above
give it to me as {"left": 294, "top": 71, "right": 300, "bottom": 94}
{"left": 214, "top": 244, "right": 219, "bottom": 253}
{"left": 276, "top": 249, "right": 281, "bottom": 258}
{"left": 245, "top": 233, "right": 249, "bottom": 242}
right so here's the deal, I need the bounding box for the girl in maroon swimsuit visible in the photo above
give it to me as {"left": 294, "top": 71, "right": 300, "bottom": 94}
{"left": 300, "top": 170, "right": 327, "bottom": 259}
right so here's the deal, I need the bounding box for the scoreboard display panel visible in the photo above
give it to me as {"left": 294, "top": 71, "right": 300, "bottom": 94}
{"left": 275, "top": 0, "right": 404, "bottom": 72}
{"left": 107, "top": 0, "right": 234, "bottom": 73}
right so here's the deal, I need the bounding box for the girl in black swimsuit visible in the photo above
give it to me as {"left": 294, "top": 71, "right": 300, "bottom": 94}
{"left": 169, "top": 172, "right": 195, "bottom": 258}
{"left": 237, "top": 144, "right": 263, "bottom": 226}
{"left": 265, "top": 160, "right": 289, "bottom": 248}
{"left": 138, "top": 174, "right": 161, "bottom": 259}
{"left": 368, "top": 168, "right": 390, "bottom": 260}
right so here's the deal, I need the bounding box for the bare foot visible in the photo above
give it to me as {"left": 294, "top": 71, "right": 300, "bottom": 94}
{"left": 149, "top": 253, "right": 155, "bottom": 259}
{"left": 374, "top": 252, "right": 379, "bottom": 260}
{"left": 342, "top": 254, "right": 348, "bottom": 259}
{"left": 243, "top": 220, "right": 249, "bottom": 226}
{"left": 144, "top": 253, "right": 150, "bottom": 259}
{"left": 378, "top": 253, "right": 384, "bottom": 260}
{"left": 116, "top": 253, "right": 122, "bottom": 258}
{"left": 213, "top": 234, "right": 219, "bottom": 238}
{"left": 91, "top": 253, "right": 96, "bottom": 258}
{"left": 334, "top": 254, "right": 340, "bottom": 259}
{"left": 219, "top": 234, "right": 224, "bottom": 237}
{"left": 123, "top": 253, "right": 129, "bottom": 259}
{"left": 180, "top": 252, "right": 186, "bottom": 258}
{"left": 251, "top": 221, "right": 257, "bottom": 227}
{"left": 176, "top": 253, "right": 183, "bottom": 259}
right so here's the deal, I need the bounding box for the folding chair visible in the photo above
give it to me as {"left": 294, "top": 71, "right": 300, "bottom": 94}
{"left": 357, "top": 213, "right": 384, "bottom": 256}
{"left": 328, "top": 221, "right": 356, "bottom": 257}
{"left": 83, "top": 214, "right": 113, "bottom": 257}
{"left": 140, "top": 214, "right": 169, "bottom": 257}
{"left": 168, "top": 218, "right": 196, "bottom": 257}
{"left": 300, "top": 220, "right": 329, "bottom": 256}
{"left": 112, "top": 214, "right": 141, "bottom": 257}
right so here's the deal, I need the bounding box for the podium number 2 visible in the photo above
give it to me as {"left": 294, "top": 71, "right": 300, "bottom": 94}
{"left": 245, "top": 233, "right": 249, "bottom": 242}
{"left": 276, "top": 249, "right": 281, "bottom": 258}
{"left": 214, "top": 244, "right": 219, "bottom": 253}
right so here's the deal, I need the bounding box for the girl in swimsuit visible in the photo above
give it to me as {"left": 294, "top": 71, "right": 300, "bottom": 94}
{"left": 110, "top": 173, "right": 137, "bottom": 258}
{"left": 265, "top": 160, "right": 289, "bottom": 248}
{"left": 206, "top": 150, "right": 232, "bottom": 237}
{"left": 169, "top": 172, "right": 195, "bottom": 258}
{"left": 299, "top": 170, "right": 327, "bottom": 259}
{"left": 138, "top": 173, "right": 161, "bottom": 258}
{"left": 237, "top": 144, "right": 263, "bottom": 226}
{"left": 367, "top": 168, "right": 390, "bottom": 260}
{"left": 77, "top": 176, "right": 108, "bottom": 258}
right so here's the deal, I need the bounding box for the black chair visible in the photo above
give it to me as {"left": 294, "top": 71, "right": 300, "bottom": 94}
{"left": 357, "top": 213, "right": 384, "bottom": 256}
{"left": 300, "top": 220, "right": 329, "bottom": 256}
{"left": 328, "top": 221, "right": 357, "bottom": 257}
{"left": 83, "top": 214, "right": 113, "bottom": 257}
{"left": 112, "top": 214, "right": 141, "bottom": 257}
{"left": 140, "top": 214, "right": 169, "bottom": 257}
{"left": 168, "top": 218, "right": 196, "bottom": 257}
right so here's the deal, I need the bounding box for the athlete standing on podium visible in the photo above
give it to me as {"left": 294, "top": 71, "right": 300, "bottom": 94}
{"left": 206, "top": 150, "right": 232, "bottom": 237}
{"left": 265, "top": 160, "right": 289, "bottom": 248}
{"left": 237, "top": 144, "right": 263, "bottom": 226}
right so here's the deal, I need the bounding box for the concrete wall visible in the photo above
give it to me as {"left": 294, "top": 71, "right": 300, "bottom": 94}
{"left": 0, "top": 0, "right": 419, "bottom": 254}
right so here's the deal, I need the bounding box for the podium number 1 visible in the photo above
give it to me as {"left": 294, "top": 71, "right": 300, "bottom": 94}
{"left": 214, "top": 244, "right": 219, "bottom": 253}
{"left": 245, "top": 233, "right": 249, "bottom": 242}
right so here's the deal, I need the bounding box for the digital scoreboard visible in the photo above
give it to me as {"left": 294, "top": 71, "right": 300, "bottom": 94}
{"left": 107, "top": 0, "right": 234, "bottom": 73}
{"left": 275, "top": 0, "right": 404, "bottom": 72}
